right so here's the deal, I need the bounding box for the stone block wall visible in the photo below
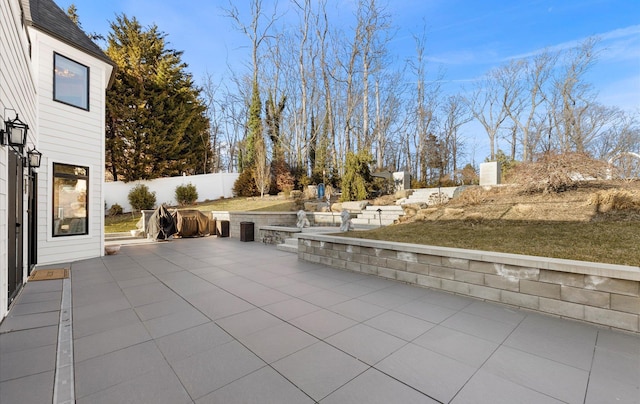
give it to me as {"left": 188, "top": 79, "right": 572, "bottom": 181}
{"left": 297, "top": 234, "right": 640, "bottom": 333}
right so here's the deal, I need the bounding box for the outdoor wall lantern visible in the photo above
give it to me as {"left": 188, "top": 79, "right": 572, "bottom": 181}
{"left": 27, "top": 148, "right": 42, "bottom": 168}
{"left": 1, "top": 110, "right": 29, "bottom": 150}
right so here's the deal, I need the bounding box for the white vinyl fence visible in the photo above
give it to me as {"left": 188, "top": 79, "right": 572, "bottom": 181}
{"left": 104, "top": 172, "right": 239, "bottom": 213}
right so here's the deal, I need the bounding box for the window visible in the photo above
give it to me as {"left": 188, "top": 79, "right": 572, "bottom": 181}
{"left": 54, "top": 53, "right": 89, "bottom": 110}
{"left": 53, "top": 163, "right": 89, "bottom": 237}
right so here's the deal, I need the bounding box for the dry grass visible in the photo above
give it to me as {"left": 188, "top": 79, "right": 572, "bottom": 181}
{"left": 344, "top": 180, "right": 640, "bottom": 266}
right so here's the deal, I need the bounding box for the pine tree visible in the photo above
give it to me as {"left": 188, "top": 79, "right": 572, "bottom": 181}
{"left": 105, "top": 15, "right": 210, "bottom": 181}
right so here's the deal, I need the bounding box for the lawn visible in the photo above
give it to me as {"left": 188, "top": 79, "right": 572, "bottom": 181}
{"left": 104, "top": 197, "right": 296, "bottom": 233}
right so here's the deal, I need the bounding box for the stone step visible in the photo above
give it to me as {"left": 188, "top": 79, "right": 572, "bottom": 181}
{"left": 357, "top": 213, "right": 403, "bottom": 220}
{"left": 277, "top": 237, "right": 299, "bottom": 253}
{"left": 363, "top": 205, "right": 404, "bottom": 212}
{"left": 351, "top": 218, "right": 396, "bottom": 226}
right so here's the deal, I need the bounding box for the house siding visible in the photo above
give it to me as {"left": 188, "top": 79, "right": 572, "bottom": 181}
{"left": 28, "top": 29, "right": 111, "bottom": 265}
{"left": 0, "top": 0, "right": 37, "bottom": 319}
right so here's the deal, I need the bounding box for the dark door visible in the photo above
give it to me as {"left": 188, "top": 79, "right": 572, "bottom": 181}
{"left": 27, "top": 170, "right": 38, "bottom": 274}
{"left": 8, "top": 151, "right": 24, "bottom": 307}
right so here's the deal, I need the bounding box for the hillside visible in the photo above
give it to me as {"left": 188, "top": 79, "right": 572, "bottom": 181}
{"left": 345, "top": 180, "right": 640, "bottom": 266}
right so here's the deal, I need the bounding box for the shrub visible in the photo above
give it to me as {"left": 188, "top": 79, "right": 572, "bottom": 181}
{"left": 128, "top": 184, "right": 156, "bottom": 211}
{"left": 233, "top": 168, "right": 259, "bottom": 197}
{"left": 509, "top": 152, "right": 608, "bottom": 193}
{"left": 340, "top": 150, "right": 374, "bottom": 202}
{"left": 175, "top": 183, "right": 198, "bottom": 206}
{"left": 108, "top": 203, "right": 123, "bottom": 216}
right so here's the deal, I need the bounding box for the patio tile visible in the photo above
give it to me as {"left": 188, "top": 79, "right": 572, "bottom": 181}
{"left": 215, "top": 308, "right": 281, "bottom": 338}
{"left": 272, "top": 342, "right": 368, "bottom": 401}
{"left": 326, "top": 323, "right": 406, "bottom": 365}
{"left": 239, "top": 323, "right": 318, "bottom": 363}
{"left": 142, "top": 307, "right": 210, "bottom": 339}
{"left": 276, "top": 282, "right": 324, "bottom": 298}
{"left": 299, "top": 289, "right": 352, "bottom": 307}
{"left": 321, "top": 368, "right": 437, "bottom": 404}
{"left": 134, "top": 296, "right": 195, "bottom": 321}
{"left": 441, "top": 311, "right": 518, "bottom": 344}
{"left": 76, "top": 364, "right": 192, "bottom": 404}
{"left": 291, "top": 309, "right": 357, "bottom": 339}
{"left": 185, "top": 290, "right": 254, "bottom": 320}
{"left": 393, "top": 299, "right": 457, "bottom": 324}
{"left": 155, "top": 322, "right": 233, "bottom": 363}
{"left": 172, "top": 340, "right": 265, "bottom": 399}
{"left": 413, "top": 325, "right": 499, "bottom": 367}
{"left": 72, "top": 296, "right": 131, "bottom": 322}
{"left": 196, "top": 366, "right": 314, "bottom": 404}
{"left": 0, "top": 325, "right": 58, "bottom": 354}
{"left": 241, "top": 288, "right": 291, "bottom": 307}
{"left": 0, "top": 344, "right": 56, "bottom": 382}
{"left": 358, "top": 290, "right": 416, "bottom": 309}
{"left": 585, "top": 370, "right": 640, "bottom": 404}
{"left": 121, "top": 282, "right": 179, "bottom": 307}
{"left": 74, "top": 322, "right": 152, "bottom": 362}
{"left": 483, "top": 346, "right": 589, "bottom": 404}
{"left": 13, "top": 290, "right": 60, "bottom": 304}
{"left": 161, "top": 278, "right": 220, "bottom": 298}
{"left": 329, "top": 298, "right": 387, "bottom": 322}
{"left": 375, "top": 343, "right": 476, "bottom": 403}
{"left": 383, "top": 283, "right": 428, "bottom": 299}
{"left": 504, "top": 314, "right": 598, "bottom": 370}
{"left": 330, "top": 282, "right": 378, "bottom": 298}
{"left": 595, "top": 329, "right": 640, "bottom": 356}
{"left": 461, "top": 300, "right": 526, "bottom": 325}
{"left": 451, "top": 369, "right": 564, "bottom": 404}
{"left": 75, "top": 341, "right": 168, "bottom": 399}
{"left": 420, "top": 289, "right": 473, "bottom": 310}
{"left": 74, "top": 308, "right": 140, "bottom": 339}
{"left": 365, "top": 311, "right": 435, "bottom": 341}
{"left": 263, "top": 298, "right": 321, "bottom": 320}
{"left": 0, "top": 311, "right": 60, "bottom": 332}
{"left": 0, "top": 370, "right": 54, "bottom": 404}
{"left": 590, "top": 344, "right": 640, "bottom": 389}
{"left": 7, "top": 299, "right": 60, "bottom": 316}
{"left": 116, "top": 275, "right": 158, "bottom": 289}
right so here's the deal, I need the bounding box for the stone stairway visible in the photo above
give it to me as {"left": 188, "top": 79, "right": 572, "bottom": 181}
{"left": 402, "top": 186, "right": 459, "bottom": 205}
{"left": 351, "top": 205, "right": 404, "bottom": 228}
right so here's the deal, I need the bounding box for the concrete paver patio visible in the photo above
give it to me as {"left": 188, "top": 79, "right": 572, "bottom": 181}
{"left": 1, "top": 237, "right": 639, "bottom": 403}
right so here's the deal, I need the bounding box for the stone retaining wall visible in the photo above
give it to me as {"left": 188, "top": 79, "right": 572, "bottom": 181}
{"left": 297, "top": 234, "right": 640, "bottom": 333}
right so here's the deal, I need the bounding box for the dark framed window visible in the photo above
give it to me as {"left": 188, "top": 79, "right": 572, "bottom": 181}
{"left": 53, "top": 53, "right": 89, "bottom": 110}
{"left": 53, "top": 163, "right": 89, "bottom": 237}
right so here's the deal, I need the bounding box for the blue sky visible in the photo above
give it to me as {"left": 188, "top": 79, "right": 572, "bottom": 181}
{"left": 58, "top": 0, "right": 639, "bottom": 112}
{"left": 57, "top": 0, "right": 638, "bottom": 162}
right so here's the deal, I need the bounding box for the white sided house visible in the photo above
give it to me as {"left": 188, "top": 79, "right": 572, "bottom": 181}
{"left": 0, "top": 0, "right": 115, "bottom": 320}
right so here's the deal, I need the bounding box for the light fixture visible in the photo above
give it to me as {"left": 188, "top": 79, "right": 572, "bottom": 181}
{"left": 27, "top": 148, "right": 42, "bottom": 168}
{"left": 1, "top": 111, "right": 29, "bottom": 150}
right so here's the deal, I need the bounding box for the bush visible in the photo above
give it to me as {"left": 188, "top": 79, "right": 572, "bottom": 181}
{"left": 108, "top": 203, "right": 123, "bottom": 216}
{"left": 509, "top": 152, "right": 608, "bottom": 193}
{"left": 175, "top": 183, "right": 198, "bottom": 206}
{"left": 128, "top": 184, "right": 156, "bottom": 211}
{"left": 232, "top": 168, "right": 259, "bottom": 197}
{"left": 340, "top": 150, "right": 374, "bottom": 202}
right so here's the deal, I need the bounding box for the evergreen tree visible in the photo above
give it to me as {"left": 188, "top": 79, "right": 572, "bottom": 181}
{"left": 244, "top": 80, "right": 262, "bottom": 170}
{"left": 105, "top": 15, "right": 210, "bottom": 181}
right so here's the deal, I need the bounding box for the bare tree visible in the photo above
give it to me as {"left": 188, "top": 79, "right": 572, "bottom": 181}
{"left": 440, "top": 95, "right": 471, "bottom": 180}
{"left": 504, "top": 51, "right": 556, "bottom": 161}
{"left": 549, "top": 38, "right": 599, "bottom": 153}
{"left": 466, "top": 69, "right": 510, "bottom": 161}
